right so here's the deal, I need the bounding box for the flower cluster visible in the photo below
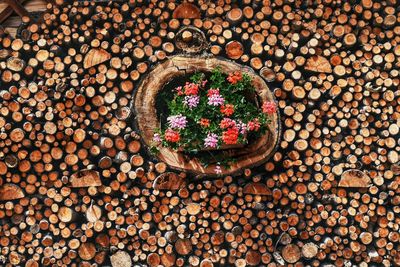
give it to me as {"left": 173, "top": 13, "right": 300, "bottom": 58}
{"left": 153, "top": 68, "right": 277, "bottom": 171}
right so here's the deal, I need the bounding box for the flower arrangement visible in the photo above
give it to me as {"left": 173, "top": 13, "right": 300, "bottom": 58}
{"left": 152, "top": 67, "right": 277, "bottom": 168}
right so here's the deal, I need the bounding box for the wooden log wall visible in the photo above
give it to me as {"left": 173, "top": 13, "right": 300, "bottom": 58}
{"left": 0, "top": 0, "right": 400, "bottom": 266}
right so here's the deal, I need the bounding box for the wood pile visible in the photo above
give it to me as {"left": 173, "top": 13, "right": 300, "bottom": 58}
{"left": 0, "top": 0, "right": 399, "bottom": 266}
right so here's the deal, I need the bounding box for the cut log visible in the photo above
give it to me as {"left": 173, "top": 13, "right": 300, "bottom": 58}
{"left": 0, "top": 184, "right": 25, "bottom": 201}
{"left": 7, "top": 57, "right": 25, "bottom": 72}
{"left": 186, "top": 203, "right": 201, "bottom": 215}
{"left": 78, "top": 243, "right": 96, "bottom": 261}
{"left": 243, "top": 183, "right": 272, "bottom": 195}
{"left": 282, "top": 244, "right": 301, "bottom": 263}
{"left": 175, "top": 238, "right": 192, "bottom": 255}
{"left": 110, "top": 251, "right": 132, "bottom": 267}
{"left": 338, "top": 169, "right": 371, "bottom": 188}
{"left": 70, "top": 169, "right": 102, "bottom": 187}
{"left": 153, "top": 172, "right": 186, "bottom": 191}
{"left": 302, "top": 243, "right": 318, "bottom": 259}
{"left": 83, "top": 48, "right": 111, "bottom": 69}
{"left": 172, "top": 3, "right": 201, "bottom": 19}
{"left": 225, "top": 41, "right": 244, "bottom": 60}
{"left": 86, "top": 203, "right": 102, "bottom": 223}
{"left": 305, "top": 56, "right": 332, "bottom": 73}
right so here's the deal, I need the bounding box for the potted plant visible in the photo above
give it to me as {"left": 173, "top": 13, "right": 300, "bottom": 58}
{"left": 151, "top": 67, "right": 277, "bottom": 171}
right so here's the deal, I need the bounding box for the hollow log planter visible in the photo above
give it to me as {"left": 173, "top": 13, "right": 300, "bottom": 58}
{"left": 134, "top": 55, "right": 280, "bottom": 177}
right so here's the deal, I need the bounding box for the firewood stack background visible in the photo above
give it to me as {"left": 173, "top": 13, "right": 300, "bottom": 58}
{"left": 0, "top": 0, "right": 400, "bottom": 266}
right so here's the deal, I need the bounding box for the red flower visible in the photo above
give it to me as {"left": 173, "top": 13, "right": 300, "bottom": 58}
{"left": 220, "top": 118, "right": 236, "bottom": 129}
{"left": 184, "top": 82, "right": 199, "bottom": 95}
{"left": 207, "top": 88, "right": 220, "bottom": 97}
{"left": 262, "top": 101, "right": 277, "bottom": 114}
{"left": 227, "top": 71, "right": 242, "bottom": 84}
{"left": 220, "top": 104, "right": 235, "bottom": 116}
{"left": 222, "top": 127, "right": 239, "bottom": 145}
{"left": 164, "top": 129, "right": 180, "bottom": 143}
{"left": 247, "top": 118, "right": 261, "bottom": 132}
{"left": 199, "top": 118, "right": 210, "bottom": 128}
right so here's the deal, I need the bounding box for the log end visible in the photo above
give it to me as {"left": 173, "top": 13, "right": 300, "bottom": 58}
{"left": 70, "top": 169, "right": 102, "bottom": 188}
{"left": 0, "top": 184, "right": 25, "bottom": 201}
{"left": 243, "top": 182, "right": 272, "bottom": 195}
{"left": 153, "top": 172, "right": 186, "bottom": 191}
{"left": 83, "top": 48, "right": 111, "bottom": 69}
{"left": 338, "top": 169, "right": 371, "bottom": 188}
{"left": 305, "top": 55, "right": 332, "bottom": 73}
{"left": 172, "top": 3, "right": 201, "bottom": 19}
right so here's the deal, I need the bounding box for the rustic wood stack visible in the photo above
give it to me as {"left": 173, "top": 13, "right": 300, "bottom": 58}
{"left": 0, "top": 0, "right": 400, "bottom": 266}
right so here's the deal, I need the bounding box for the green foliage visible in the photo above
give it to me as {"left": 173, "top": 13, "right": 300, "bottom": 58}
{"left": 151, "top": 67, "right": 273, "bottom": 166}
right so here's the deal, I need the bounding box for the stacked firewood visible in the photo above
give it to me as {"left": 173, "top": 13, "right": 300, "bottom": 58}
{"left": 0, "top": 0, "right": 400, "bottom": 266}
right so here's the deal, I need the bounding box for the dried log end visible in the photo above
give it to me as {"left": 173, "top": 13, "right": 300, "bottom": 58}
{"left": 0, "top": 184, "right": 25, "bottom": 201}
{"left": 243, "top": 182, "right": 272, "bottom": 195}
{"left": 302, "top": 243, "right": 318, "bottom": 259}
{"left": 338, "top": 169, "right": 371, "bottom": 188}
{"left": 78, "top": 243, "right": 96, "bottom": 261}
{"left": 173, "top": 3, "right": 201, "bottom": 19}
{"left": 186, "top": 202, "right": 201, "bottom": 215}
{"left": 70, "top": 169, "right": 102, "bottom": 188}
{"left": 175, "top": 238, "right": 192, "bottom": 255}
{"left": 83, "top": 48, "right": 111, "bottom": 69}
{"left": 153, "top": 172, "right": 186, "bottom": 191}
{"left": 282, "top": 244, "right": 301, "bottom": 263}
{"left": 225, "top": 41, "right": 244, "bottom": 60}
{"left": 305, "top": 55, "right": 332, "bottom": 73}
{"left": 110, "top": 251, "right": 132, "bottom": 267}
{"left": 7, "top": 57, "right": 25, "bottom": 72}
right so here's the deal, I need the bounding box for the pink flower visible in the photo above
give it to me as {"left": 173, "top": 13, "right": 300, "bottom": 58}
{"left": 153, "top": 133, "right": 162, "bottom": 143}
{"left": 262, "top": 101, "right": 277, "bottom": 114}
{"left": 167, "top": 115, "right": 187, "bottom": 129}
{"left": 238, "top": 120, "right": 247, "bottom": 135}
{"left": 183, "top": 95, "right": 200, "bottom": 109}
{"left": 208, "top": 94, "right": 225, "bottom": 106}
{"left": 201, "top": 80, "right": 208, "bottom": 87}
{"left": 204, "top": 133, "right": 219, "bottom": 148}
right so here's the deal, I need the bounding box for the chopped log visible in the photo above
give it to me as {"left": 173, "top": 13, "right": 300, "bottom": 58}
{"left": 70, "top": 169, "right": 102, "bottom": 187}
{"left": 305, "top": 56, "right": 332, "bottom": 73}
{"left": 173, "top": 3, "right": 201, "bottom": 19}
{"left": 78, "top": 243, "right": 96, "bottom": 261}
{"left": 282, "top": 244, "right": 301, "bottom": 263}
{"left": 110, "top": 251, "right": 132, "bottom": 267}
{"left": 175, "top": 238, "right": 192, "bottom": 255}
{"left": 338, "top": 169, "right": 371, "bottom": 188}
{"left": 83, "top": 48, "right": 111, "bottom": 69}
{"left": 0, "top": 184, "right": 25, "bottom": 201}
{"left": 302, "top": 243, "right": 318, "bottom": 259}
{"left": 243, "top": 183, "right": 272, "bottom": 195}
{"left": 7, "top": 57, "right": 25, "bottom": 72}
{"left": 225, "top": 41, "right": 244, "bottom": 60}
{"left": 86, "top": 203, "right": 102, "bottom": 222}
{"left": 58, "top": 207, "right": 74, "bottom": 223}
{"left": 153, "top": 172, "right": 186, "bottom": 191}
{"left": 186, "top": 203, "right": 201, "bottom": 215}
